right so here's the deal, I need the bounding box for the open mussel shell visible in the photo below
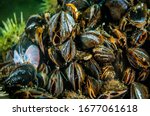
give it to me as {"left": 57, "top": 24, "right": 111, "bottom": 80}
{"left": 79, "top": 30, "right": 104, "bottom": 49}
{"left": 130, "top": 82, "right": 149, "bottom": 99}
{"left": 47, "top": 69, "right": 64, "bottom": 97}
{"left": 49, "top": 11, "right": 76, "bottom": 45}
{"left": 13, "top": 34, "right": 41, "bottom": 69}
{"left": 93, "top": 45, "right": 115, "bottom": 63}
{"left": 65, "top": 61, "right": 85, "bottom": 91}
{"left": 128, "top": 2, "right": 147, "bottom": 28}
{"left": 127, "top": 48, "right": 150, "bottom": 69}
{"left": 3, "top": 64, "right": 38, "bottom": 95}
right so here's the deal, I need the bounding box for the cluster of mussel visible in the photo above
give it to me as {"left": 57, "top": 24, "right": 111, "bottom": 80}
{"left": 0, "top": 0, "right": 150, "bottom": 99}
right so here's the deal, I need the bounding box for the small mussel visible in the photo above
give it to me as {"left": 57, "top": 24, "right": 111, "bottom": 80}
{"left": 48, "top": 46, "right": 66, "bottom": 67}
{"left": 130, "top": 29, "right": 147, "bottom": 47}
{"left": 84, "top": 76, "right": 102, "bottom": 99}
{"left": 130, "top": 82, "right": 149, "bottom": 99}
{"left": 81, "top": 4, "right": 101, "bottom": 28}
{"left": 79, "top": 30, "right": 104, "bottom": 50}
{"left": 137, "top": 69, "right": 150, "bottom": 81}
{"left": 81, "top": 58, "right": 102, "bottom": 79}
{"left": 127, "top": 48, "right": 150, "bottom": 69}
{"left": 93, "top": 45, "right": 116, "bottom": 63}
{"left": 47, "top": 69, "right": 64, "bottom": 97}
{"left": 3, "top": 64, "right": 38, "bottom": 95}
{"left": 58, "top": 39, "right": 76, "bottom": 63}
{"left": 122, "top": 67, "right": 135, "bottom": 85}
{"left": 101, "top": 63, "right": 116, "bottom": 80}
{"left": 25, "top": 14, "right": 49, "bottom": 53}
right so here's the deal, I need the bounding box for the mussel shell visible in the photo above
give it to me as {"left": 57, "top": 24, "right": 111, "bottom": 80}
{"left": 128, "top": 3, "right": 147, "bottom": 28}
{"left": 81, "top": 4, "right": 101, "bottom": 28}
{"left": 63, "top": 0, "right": 90, "bottom": 11}
{"left": 127, "top": 48, "right": 150, "bottom": 69}
{"left": 47, "top": 69, "right": 64, "bottom": 97}
{"left": 82, "top": 58, "right": 102, "bottom": 79}
{"left": 84, "top": 76, "right": 102, "bottom": 98}
{"left": 25, "top": 14, "right": 47, "bottom": 39}
{"left": 105, "top": 0, "right": 129, "bottom": 20}
{"left": 93, "top": 45, "right": 115, "bottom": 63}
{"left": 137, "top": 69, "right": 150, "bottom": 81}
{"left": 130, "top": 29, "right": 147, "bottom": 47}
{"left": 49, "top": 11, "right": 76, "bottom": 45}
{"left": 130, "top": 82, "right": 149, "bottom": 99}
{"left": 48, "top": 46, "right": 66, "bottom": 67}
{"left": 65, "top": 61, "right": 85, "bottom": 90}
{"left": 101, "top": 64, "right": 116, "bottom": 80}
{"left": 58, "top": 39, "right": 76, "bottom": 63}
{"left": 79, "top": 30, "right": 104, "bottom": 49}
{"left": 78, "top": 30, "right": 103, "bottom": 49}
{"left": 3, "top": 64, "right": 38, "bottom": 94}
{"left": 122, "top": 67, "right": 135, "bottom": 85}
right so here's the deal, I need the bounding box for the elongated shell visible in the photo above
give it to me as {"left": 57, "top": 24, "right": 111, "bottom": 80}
{"left": 47, "top": 69, "right": 64, "bottom": 97}
{"left": 130, "top": 29, "right": 147, "bottom": 47}
{"left": 130, "top": 82, "right": 149, "bottom": 99}
{"left": 79, "top": 30, "right": 104, "bottom": 49}
{"left": 85, "top": 76, "right": 102, "bottom": 99}
{"left": 82, "top": 58, "right": 102, "bottom": 79}
{"left": 122, "top": 67, "right": 135, "bottom": 85}
{"left": 127, "top": 48, "right": 150, "bottom": 69}
{"left": 49, "top": 11, "right": 76, "bottom": 45}
{"left": 93, "top": 45, "right": 115, "bottom": 63}
{"left": 58, "top": 39, "right": 76, "bottom": 63}
{"left": 48, "top": 47, "right": 65, "bottom": 67}
{"left": 101, "top": 64, "right": 116, "bottom": 80}
{"left": 82, "top": 4, "right": 101, "bottom": 28}
{"left": 65, "top": 61, "right": 85, "bottom": 90}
